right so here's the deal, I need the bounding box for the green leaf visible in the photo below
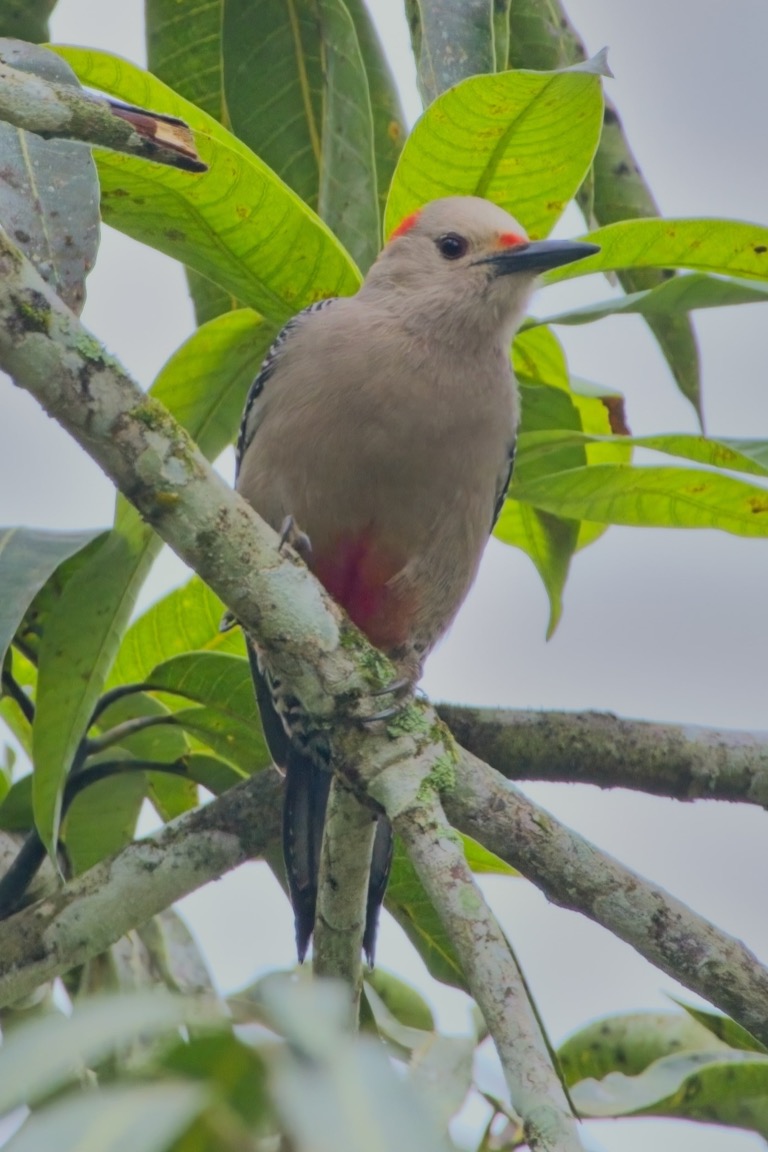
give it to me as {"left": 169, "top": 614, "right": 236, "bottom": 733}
{"left": 221, "top": 0, "right": 324, "bottom": 210}
{"left": 558, "top": 1011, "right": 727, "bottom": 1086}
{"left": 146, "top": 0, "right": 223, "bottom": 120}
{"left": 671, "top": 997, "right": 768, "bottom": 1055}
{"left": 385, "top": 838, "right": 466, "bottom": 991}
{"left": 315, "top": 0, "right": 380, "bottom": 270}
{"left": 363, "top": 968, "right": 435, "bottom": 1033}
{"left": 223, "top": 0, "right": 379, "bottom": 270}
{"left": 53, "top": 47, "right": 361, "bottom": 323}
{"left": 0, "top": 0, "right": 56, "bottom": 41}
{"left": 544, "top": 217, "right": 768, "bottom": 285}
{"left": 344, "top": 0, "right": 406, "bottom": 218}
{"left": 497, "top": 330, "right": 588, "bottom": 633}
{"left": 570, "top": 1050, "right": 768, "bottom": 1137}
{"left": 0, "top": 40, "right": 99, "bottom": 314}
{"left": 511, "top": 462, "right": 768, "bottom": 537}
{"left": 109, "top": 577, "right": 244, "bottom": 690}
{"left": 64, "top": 768, "right": 147, "bottom": 874}
{"left": 138, "top": 908, "right": 217, "bottom": 995}
{"left": 535, "top": 272, "right": 768, "bottom": 328}
{"left": 0, "top": 989, "right": 220, "bottom": 1114}
{"left": 385, "top": 60, "right": 605, "bottom": 241}
{"left": 163, "top": 1032, "right": 270, "bottom": 1126}
{"left": 33, "top": 521, "right": 159, "bottom": 855}
{"left": 0, "top": 527, "right": 101, "bottom": 670}
{"left": 519, "top": 429, "right": 768, "bottom": 480}
{"left": 151, "top": 308, "right": 272, "bottom": 460}
{"left": 6, "top": 1083, "right": 207, "bottom": 1152}
{"left": 461, "top": 832, "right": 518, "bottom": 875}
{"left": 184, "top": 752, "right": 247, "bottom": 794}
{"left": 410, "top": 0, "right": 494, "bottom": 104}
{"left": 146, "top": 652, "right": 268, "bottom": 772}
{"left": 260, "top": 974, "right": 455, "bottom": 1152}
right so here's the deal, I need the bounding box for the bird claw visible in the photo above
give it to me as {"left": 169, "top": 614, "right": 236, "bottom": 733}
{"left": 358, "top": 676, "right": 415, "bottom": 724}
{"left": 279, "top": 514, "right": 312, "bottom": 561}
{"left": 219, "top": 609, "right": 238, "bottom": 633}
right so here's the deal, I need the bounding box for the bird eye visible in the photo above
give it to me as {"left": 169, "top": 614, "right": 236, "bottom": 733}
{"left": 435, "top": 233, "right": 468, "bottom": 260}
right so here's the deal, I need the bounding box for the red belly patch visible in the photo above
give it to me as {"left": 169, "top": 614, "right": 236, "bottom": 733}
{"left": 313, "top": 533, "right": 414, "bottom": 651}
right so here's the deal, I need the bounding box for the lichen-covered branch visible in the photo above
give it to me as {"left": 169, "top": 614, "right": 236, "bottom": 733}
{"left": 437, "top": 704, "right": 768, "bottom": 807}
{"left": 0, "top": 50, "right": 205, "bottom": 172}
{"left": 0, "top": 772, "right": 282, "bottom": 1006}
{"left": 387, "top": 779, "right": 582, "bottom": 1151}
{"left": 312, "top": 780, "right": 376, "bottom": 1013}
{"left": 446, "top": 748, "right": 768, "bottom": 1047}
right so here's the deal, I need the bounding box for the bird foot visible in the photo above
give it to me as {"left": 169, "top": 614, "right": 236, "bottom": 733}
{"left": 279, "top": 514, "right": 313, "bottom": 562}
{"left": 359, "top": 676, "right": 416, "bottom": 724}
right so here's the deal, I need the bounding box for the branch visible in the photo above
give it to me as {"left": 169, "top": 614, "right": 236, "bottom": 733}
{"left": 437, "top": 704, "right": 768, "bottom": 806}
{"left": 0, "top": 52, "right": 206, "bottom": 172}
{"left": 0, "top": 228, "right": 575, "bottom": 1148}
{"left": 312, "top": 780, "right": 376, "bottom": 1016}
{"left": 446, "top": 748, "right": 768, "bottom": 1047}
{"left": 0, "top": 772, "right": 282, "bottom": 1006}
{"left": 380, "top": 772, "right": 581, "bottom": 1150}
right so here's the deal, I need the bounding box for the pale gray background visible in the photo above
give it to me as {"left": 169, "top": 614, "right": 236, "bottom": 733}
{"left": 2, "top": 3, "right": 768, "bottom": 1149}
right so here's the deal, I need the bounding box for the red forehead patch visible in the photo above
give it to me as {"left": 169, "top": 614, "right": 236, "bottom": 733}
{"left": 390, "top": 210, "right": 421, "bottom": 240}
{"left": 498, "top": 232, "right": 527, "bottom": 247}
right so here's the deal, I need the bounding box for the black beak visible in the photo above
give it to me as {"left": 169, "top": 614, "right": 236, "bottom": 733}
{"left": 477, "top": 238, "right": 600, "bottom": 275}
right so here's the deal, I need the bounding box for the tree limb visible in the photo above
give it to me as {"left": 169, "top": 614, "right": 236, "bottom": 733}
{"left": 381, "top": 770, "right": 581, "bottom": 1150}
{"left": 0, "top": 771, "right": 282, "bottom": 1005}
{"left": 438, "top": 704, "right": 768, "bottom": 807}
{"left": 0, "top": 51, "right": 206, "bottom": 172}
{"left": 447, "top": 748, "right": 768, "bottom": 1047}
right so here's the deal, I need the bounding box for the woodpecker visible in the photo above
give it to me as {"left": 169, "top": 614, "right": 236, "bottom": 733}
{"left": 235, "top": 196, "right": 598, "bottom": 962}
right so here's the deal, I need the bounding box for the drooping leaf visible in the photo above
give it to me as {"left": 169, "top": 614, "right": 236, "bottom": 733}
{"left": 146, "top": 652, "right": 269, "bottom": 772}
{"left": 53, "top": 47, "right": 361, "bottom": 323}
{"left": 0, "top": 527, "right": 101, "bottom": 670}
{"left": 0, "top": 39, "right": 99, "bottom": 313}
{"left": 385, "top": 58, "right": 605, "bottom": 241}
{"left": 138, "top": 908, "right": 217, "bottom": 995}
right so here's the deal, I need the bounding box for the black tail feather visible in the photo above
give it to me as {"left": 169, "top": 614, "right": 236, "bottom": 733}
{"left": 248, "top": 640, "right": 392, "bottom": 962}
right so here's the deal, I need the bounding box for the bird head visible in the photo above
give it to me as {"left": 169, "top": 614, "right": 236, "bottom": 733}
{"left": 362, "top": 196, "right": 598, "bottom": 345}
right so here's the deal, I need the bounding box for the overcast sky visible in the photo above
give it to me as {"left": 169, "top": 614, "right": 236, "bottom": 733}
{"left": 3, "top": 4, "right": 768, "bottom": 1150}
